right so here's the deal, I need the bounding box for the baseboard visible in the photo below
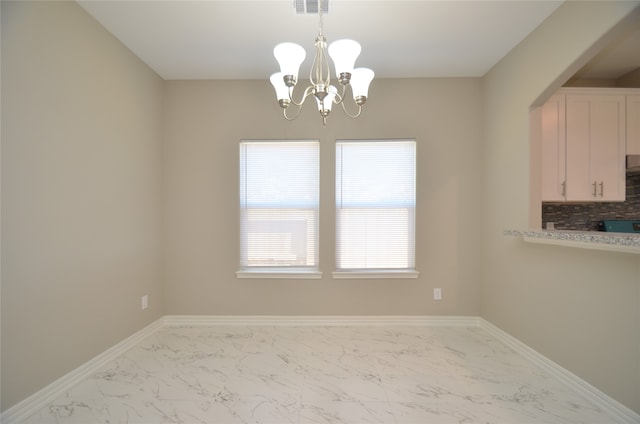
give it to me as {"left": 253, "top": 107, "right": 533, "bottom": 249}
{"left": 480, "top": 318, "right": 640, "bottom": 424}
{"left": 1, "top": 318, "right": 165, "bottom": 424}
{"left": 163, "top": 314, "right": 481, "bottom": 327}
{"left": 3, "top": 315, "right": 638, "bottom": 424}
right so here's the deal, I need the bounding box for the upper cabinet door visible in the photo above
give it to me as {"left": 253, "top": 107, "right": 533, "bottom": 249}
{"left": 627, "top": 95, "right": 640, "bottom": 155}
{"left": 565, "top": 95, "right": 592, "bottom": 200}
{"left": 565, "top": 94, "right": 626, "bottom": 202}
{"left": 589, "top": 96, "right": 626, "bottom": 201}
{"left": 540, "top": 94, "right": 566, "bottom": 201}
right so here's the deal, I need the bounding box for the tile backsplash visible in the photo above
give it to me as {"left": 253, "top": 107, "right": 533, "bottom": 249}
{"left": 542, "top": 173, "right": 640, "bottom": 231}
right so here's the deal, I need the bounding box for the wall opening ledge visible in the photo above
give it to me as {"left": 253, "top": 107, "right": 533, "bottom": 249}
{"left": 504, "top": 229, "right": 640, "bottom": 254}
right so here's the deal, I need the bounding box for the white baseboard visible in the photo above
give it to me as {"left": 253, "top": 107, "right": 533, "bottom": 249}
{"left": 162, "top": 314, "right": 481, "bottom": 327}
{"left": 3, "top": 315, "right": 638, "bottom": 424}
{"left": 480, "top": 318, "right": 640, "bottom": 424}
{"left": 1, "top": 318, "right": 165, "bottom": 424}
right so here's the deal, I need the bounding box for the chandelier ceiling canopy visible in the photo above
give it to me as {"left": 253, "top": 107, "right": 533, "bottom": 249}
{"left": 270, "top": 0, "right": 374, "bottom": 126}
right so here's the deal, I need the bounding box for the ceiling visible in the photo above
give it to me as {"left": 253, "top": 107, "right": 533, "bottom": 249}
{"left": 77, "top": 0, "right": 566, "bottom": 80}
{"left": 77, "top": 1, "right": 638, "bottom": 82}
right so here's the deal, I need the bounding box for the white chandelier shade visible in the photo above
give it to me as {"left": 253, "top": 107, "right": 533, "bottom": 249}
{"left": 315, "top": 85, "right": 338, "bottom": 115}
{"left": 328, "top": 39, "right": 361, "bottom": 78}
{"left": 273, "top": 43, "right": 306, "bottom": 82}
{"left": 270, "top": 3, "right": 374, "bottom": 125}
{"left": 350, "top": 67, "right": 375, "bottom": 100}
{"left": 269, "top": 72, "right": 290, "bottom": 100}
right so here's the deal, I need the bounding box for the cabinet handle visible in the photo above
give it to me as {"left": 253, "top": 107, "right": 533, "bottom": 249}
{"left": 592, "top": 181, "right": 597, "bottom": 197}
{"left": 599, "top": 181, "right": 604, "bottom": 197}
{"left": 561, "top": 181, "right": 566, "bottom": 198}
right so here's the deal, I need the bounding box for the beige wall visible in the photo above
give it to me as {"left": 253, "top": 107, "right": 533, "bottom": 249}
{"left": 618, "top": 68, "right": 640, "bottom": 87}
{"left": 163, "top": 78, "right": 484, "bottom": 316}
{"left": 1, "top": 1, "right": 165, "bottom": 411}
{"left": 481, "top": 1, "right": 640, "bottom": 413}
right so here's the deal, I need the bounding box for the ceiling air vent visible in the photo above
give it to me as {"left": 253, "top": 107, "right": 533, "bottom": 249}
{"left": 294, "top": 0, "right": 328, "bottom": 14}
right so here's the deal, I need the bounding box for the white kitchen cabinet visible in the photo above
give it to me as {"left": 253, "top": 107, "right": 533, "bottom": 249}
{"left": 565, "top": 93, "right": 625, "bottom": 201}
{"left": 540, "top": 94, "right": 566, "bottom": 201}
{"left": 627, "top": 95, "right": 640, "bottom": 155}
{"left": 540, "top": 89, "right": 626, "bottom": 202}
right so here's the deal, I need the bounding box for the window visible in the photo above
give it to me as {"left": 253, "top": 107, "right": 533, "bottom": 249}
{"left": 238, "top": 140, "right": 320, "bottom": 278}
{"left": 335, "top": 140, "right": 417, "bottom": 278}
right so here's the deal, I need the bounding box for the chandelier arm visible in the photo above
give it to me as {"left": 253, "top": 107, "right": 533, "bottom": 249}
{"left": 312, "top": 41, "right": 320, "bottom": 85}
{"left": 283, "top": 85, "right": 317, "bottom": 120}
{"left": 288, "top": 85, "right": 316, "bottom": 107}
{"left": 332, "top": 84, "right": 347, "bottom": 105}
{"left": 282, "top": 100, "right": 307, "bottom": 121}
{"left": 310, "top": 49, "right": 319, "bottom": 86}
{"left": 339, "top": 98, "right": 363, "bottom": 119}
{"left": 282, "top": 106, "right": 302, "bottom": 121}
{"left": 334, "top": 84, "right": 361, "bottom": 118}
{"left": 310, "top": 37, "right": 331, "bottom": 88}
{"left": 321, "top": 44, "right": 330, "bottom": 87}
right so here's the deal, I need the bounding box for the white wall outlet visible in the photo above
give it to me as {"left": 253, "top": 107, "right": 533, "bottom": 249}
{"left": 433, "top": 288, "right": 442, "bottom": 301}
{"left": 141, "top": 295, "right": 148, "bottom": 310}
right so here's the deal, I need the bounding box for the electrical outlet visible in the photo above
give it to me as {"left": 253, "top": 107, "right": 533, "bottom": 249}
{"left": 433, "top": 288, "right": 442, "bottom": 301}
{"left": 141, "top": 295, "right": 149, "bottom": 310}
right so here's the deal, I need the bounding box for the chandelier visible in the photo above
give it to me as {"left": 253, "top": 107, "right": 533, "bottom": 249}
{"left": 269, "top": 0, "right": 374, "bottom": 126}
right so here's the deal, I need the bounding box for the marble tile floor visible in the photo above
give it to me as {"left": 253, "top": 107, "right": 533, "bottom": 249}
{"left": 24, "top": 325, "right": 619, "bottom": 424}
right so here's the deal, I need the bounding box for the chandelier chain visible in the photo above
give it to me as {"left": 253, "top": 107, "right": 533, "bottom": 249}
{"left": 318, "top": 0, "right": 324, "bottom": 37}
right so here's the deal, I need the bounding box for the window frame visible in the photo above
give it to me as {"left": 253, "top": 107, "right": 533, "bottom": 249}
{"left": 237, "top": 139, "right": 322, "bottom": 279}
{"left": 334, "top": 139, "right": 419, "bottom": 279}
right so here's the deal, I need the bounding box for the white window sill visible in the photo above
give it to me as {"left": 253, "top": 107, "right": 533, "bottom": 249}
{"left": 236, "top": 270, "right": 323, "bottom": 279}
{"left": 332, "top": 270, "right": 419, "bottom": 279}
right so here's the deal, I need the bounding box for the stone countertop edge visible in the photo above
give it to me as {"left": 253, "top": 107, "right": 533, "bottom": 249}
{"left": 504, "top": 229, "right": 640, "bottom": 254}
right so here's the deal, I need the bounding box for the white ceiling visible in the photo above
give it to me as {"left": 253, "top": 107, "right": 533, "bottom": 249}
{"left": 77, "top": 0, "right": 567, "bottom": 80}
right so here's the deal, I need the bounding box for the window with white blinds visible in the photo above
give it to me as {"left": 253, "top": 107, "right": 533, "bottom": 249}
{"left": 335, "top": 140, "right": 416, "bottom": 272}
{"left": 239, "top": 140, "right": 319, "bottom": 275}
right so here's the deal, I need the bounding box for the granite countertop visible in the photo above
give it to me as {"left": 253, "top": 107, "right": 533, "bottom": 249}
{"left": 504, "top": 229, "right": 640, "bottom": 254}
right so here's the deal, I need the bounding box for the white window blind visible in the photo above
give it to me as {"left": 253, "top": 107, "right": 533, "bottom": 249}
{"left": 336, "top": 140, "right": 416, "bottom": 271}
{"left": 239, "top": 140, "right": 319, "bottom": 271}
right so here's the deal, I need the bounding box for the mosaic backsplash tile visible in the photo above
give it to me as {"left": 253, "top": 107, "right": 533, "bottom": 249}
{"left": 542, "top": 173, "right": 640, "bottom": 231}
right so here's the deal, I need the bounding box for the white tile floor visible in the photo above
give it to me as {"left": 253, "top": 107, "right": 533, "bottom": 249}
{"left": 25, "top": 325, "right": 619, "bottom": 423}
